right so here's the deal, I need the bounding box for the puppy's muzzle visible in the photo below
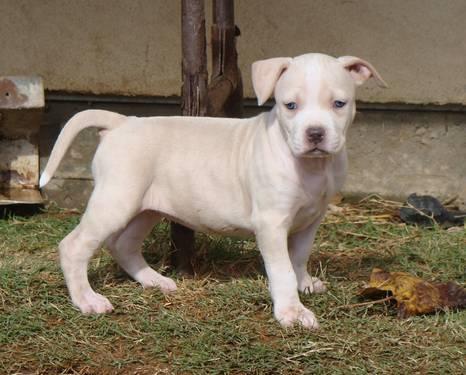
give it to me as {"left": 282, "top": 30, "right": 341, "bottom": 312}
{"left": 303, "top": 127, "right": 330, "bottom": 157}
{"left": 306, "top": 127, "right": 325, "bottom": 145}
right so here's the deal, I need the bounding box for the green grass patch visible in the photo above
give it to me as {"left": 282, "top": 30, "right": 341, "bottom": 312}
{"left": 0, "top": 200, "right": 465, "bottom": 374}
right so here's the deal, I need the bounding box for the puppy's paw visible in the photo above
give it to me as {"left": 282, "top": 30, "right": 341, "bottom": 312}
{"left": 74, "top": 291, "right": 114, "bottom": 314}
{"left": 298, "top": 275, "right": 327, "bottom": 295}
{"left": 137, "top": 269, "right": 177, "bottom": 294}
{"left": 157, "top": 276, "right": 178, "bottom": 294}
{"left": 274, "top": 303, "right": 320, "bottom": 330}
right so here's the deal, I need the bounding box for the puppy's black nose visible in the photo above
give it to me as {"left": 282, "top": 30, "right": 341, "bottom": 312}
{"left": 306, "top": 127, "right": 325, "bottom": 144}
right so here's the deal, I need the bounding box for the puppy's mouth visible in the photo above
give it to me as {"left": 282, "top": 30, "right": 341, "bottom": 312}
{"left": 302, "top": 148, "right": 330, "bottom": 158}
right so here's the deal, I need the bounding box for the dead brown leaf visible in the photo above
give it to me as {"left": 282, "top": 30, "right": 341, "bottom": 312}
{"left": 360, "top": 268, "right": 466, "bottom": 318}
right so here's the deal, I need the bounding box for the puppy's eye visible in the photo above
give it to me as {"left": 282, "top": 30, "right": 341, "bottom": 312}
{"left": 285, "top": 102, "right": 297, "bottom": 110}
{"left": 334, "top": 100, "right": 347, "bottom": 108}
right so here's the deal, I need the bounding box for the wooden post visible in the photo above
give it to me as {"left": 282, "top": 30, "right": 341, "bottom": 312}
{"left": 172, "top": 0, "right": 242, "bottom": 274}
{"left": 171, "top": 0, "right": 209, "bottom": 274}
{"left": 208, "top": 0, "right": 243, "bottom": 118}
{"left": 181, "top": 0, "right": 208, "bottom": 117}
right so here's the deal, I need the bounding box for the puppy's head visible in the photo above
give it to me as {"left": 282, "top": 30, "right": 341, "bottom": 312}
{"left": 252, "top": 53, "right": 387, "bottom": 158}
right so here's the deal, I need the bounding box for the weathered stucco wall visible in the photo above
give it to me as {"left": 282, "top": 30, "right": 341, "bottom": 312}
{"left": 1, "top": 0, "right": 465, "bottom": 104}
{"left": 346, "top": 109, "right": 466, "bottom": 206}
{"left": 1, "top": 1, "right": 465, "bottom": 208}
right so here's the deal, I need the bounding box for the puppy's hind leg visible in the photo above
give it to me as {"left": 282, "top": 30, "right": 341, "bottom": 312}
{"left": 106, "top": 210, "right": 177, "bottom": 294}
{"left": 60, "top": 186, "right": 141, "bottom": 314}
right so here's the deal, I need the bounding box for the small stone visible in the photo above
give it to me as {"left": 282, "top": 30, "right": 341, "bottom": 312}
{"left": 415, "top": 127, "right": 427, "bottom": 135}
{"left": 429, "top": 130, "right": 439, "bottom": 139}
{"left": 420, "top": 136, "right": 431, "bottom": 145}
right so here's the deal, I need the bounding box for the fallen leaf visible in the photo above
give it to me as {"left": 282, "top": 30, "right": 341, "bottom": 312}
{"left": 330, "top": 193, "right": 343, "bottom": 205}
{"left": 360, "top": 268, "right": 466, "bottom": 318}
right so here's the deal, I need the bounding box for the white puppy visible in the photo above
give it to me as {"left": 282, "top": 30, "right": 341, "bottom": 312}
{"left": 40, "top": 53, "right": 386, "bottom": 329}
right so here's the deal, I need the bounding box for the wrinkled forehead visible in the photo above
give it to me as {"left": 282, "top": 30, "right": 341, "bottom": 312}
{"left": 274, "top": 54, "right": 355, "bottom": 101}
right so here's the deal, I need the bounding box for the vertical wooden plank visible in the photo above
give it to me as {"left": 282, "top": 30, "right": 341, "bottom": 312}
{"left": 170, "top": 0, "right": 209, "bottom": 274}
{"left": 181, "top": 0, "right": 208, "bottom": 118}
{"left": 208, "top": 0, "right": 243, "bottom": 118}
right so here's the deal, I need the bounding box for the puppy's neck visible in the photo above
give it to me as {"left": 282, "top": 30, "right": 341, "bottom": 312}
{"left": 297, "top": 155, "right": 333, "bottom": 173}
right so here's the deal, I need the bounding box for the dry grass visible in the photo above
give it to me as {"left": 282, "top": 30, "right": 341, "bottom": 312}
{"left": 0, "top": 196, "right": 465, "bottom": 374}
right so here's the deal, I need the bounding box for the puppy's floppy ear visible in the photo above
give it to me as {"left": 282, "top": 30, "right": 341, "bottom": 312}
{"left": 338, "top": 56, "right": 388, "bottom": 88}
{"left": 252, "top": 57, "right": 292, "bottom": 105}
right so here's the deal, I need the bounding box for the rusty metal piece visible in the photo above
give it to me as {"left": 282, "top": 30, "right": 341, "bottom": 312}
{"left": 0, "top": 188, "right": 43, "bottom": 205}
{"left": 0, "top": 76, "right": 44, "bottom": 205}
{"left": 0, "top": 76, "right": 44, "bottom": 109}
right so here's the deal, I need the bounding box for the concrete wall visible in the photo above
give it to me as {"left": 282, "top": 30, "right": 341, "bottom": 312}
{"left": 1, "top": 0, "right": 465, "bottom": 208}
{"left": 1, "top": 0, "right": 465, "bottom": 104}
{"left": 346, "top": 108, "right": 466, "bottom": 206}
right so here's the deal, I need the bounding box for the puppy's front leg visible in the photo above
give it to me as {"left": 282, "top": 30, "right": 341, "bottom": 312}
{"left": 255, "top": 223, "right": 319, "bottom": 329}
{"left": 289, "top": 218, "right": 327, "bottom": 295}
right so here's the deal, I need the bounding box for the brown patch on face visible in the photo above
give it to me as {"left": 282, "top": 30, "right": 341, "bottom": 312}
{"left": 317, "top": 69, "right": 355, "bottom": 111}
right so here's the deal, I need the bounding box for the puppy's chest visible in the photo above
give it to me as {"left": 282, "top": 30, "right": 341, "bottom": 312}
{"left": 290, "top": 174, "right": 333, "bottom": 232}
{"left": 290, "top": 195, "right": 327, "bottom": 233}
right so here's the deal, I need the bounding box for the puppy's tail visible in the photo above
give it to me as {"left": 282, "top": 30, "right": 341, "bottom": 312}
{"left": 39, "top": 110, "right": 126, "bottom": 188}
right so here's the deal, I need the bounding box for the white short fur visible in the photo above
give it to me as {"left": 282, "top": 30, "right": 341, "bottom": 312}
{"left": 41, "top": 53, "right": 386, "bottom": 329}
